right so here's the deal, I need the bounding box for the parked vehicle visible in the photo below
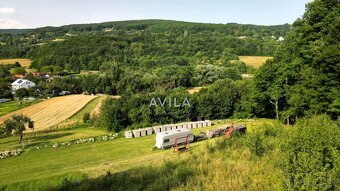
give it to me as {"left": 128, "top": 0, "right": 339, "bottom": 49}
{"left": 155, "top": 129, "right": 194, "bottom": 149}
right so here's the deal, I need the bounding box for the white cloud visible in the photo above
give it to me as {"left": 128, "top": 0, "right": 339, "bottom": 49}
{"left": 0, "top": 19, "right": 31, "bottom": 29}
{"left": 0, "top": 7, "right": 16, "bottom": 14}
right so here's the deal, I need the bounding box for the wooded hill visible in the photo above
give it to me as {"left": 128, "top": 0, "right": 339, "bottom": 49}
{"left": 0, "top": 20, "right": 290, "bottom": 71}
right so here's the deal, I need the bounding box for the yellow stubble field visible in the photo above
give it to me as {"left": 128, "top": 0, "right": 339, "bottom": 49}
{"left": 0, "top": 95, "right": 97, "bottom": 131}
{"left": 238, "top": 56, "right": 272, "bottom": 68}
{"left": 0, "top": 58, "right": 32, "bottom": 68}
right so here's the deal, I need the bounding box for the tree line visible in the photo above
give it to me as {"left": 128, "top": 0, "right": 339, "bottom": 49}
{"left": 253, "top": 0, "right": 340, "bottom": 121}
{"left": 97, "top": 79, "right": 254, "bottom": 132}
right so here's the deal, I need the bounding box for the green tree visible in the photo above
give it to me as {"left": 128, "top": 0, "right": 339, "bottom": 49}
{"left": 11, "top": 67, "right": 26, "bottom": 75}
{"left": 14, "top": 62, "right": 21, "bottom": 68}
{"left": 15, "top": 88, "right": 29, "bottom": 104}
{"left": 266, "top": 0, "right": 340, "bottom": 120}
{"left": 3, "top": 114, "right": 34, "bottom": 142}
{"left": 195, "top": 79, "right": 237, "bottom": 119}
{"left": 253, "top": 59, "right": 284, "bottom": 119}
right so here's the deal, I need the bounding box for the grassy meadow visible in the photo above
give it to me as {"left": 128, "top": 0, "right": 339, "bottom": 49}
{"left": 46, "top": 116, "right": 339, "bottom": 191}
{"left": 0, "top": 100, "right": 41, "bottom": 116}
{"left": 0, "top": 118, "right": 278, "bottom": 190}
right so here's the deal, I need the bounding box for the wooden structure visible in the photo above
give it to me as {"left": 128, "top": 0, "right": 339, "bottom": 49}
{"left": 173, "top": 134, "right": 191, "bottom": 152}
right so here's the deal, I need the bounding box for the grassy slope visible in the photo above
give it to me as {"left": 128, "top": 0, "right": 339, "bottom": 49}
{"left": 0, "top": 100, "right": 41, "bottom": 116}
{"left": 0, "top": 119, "right": 275, "bottom": 190}
{"left": 0, "top": 128, "right": 107, "bottom": 151}
{"left": 69, "top": 96, "right": 106, "bottom": 121}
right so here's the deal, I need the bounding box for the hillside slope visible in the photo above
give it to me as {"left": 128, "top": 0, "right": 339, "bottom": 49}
{"left": 0, "top": 20, "right": 290, "bottom": 71}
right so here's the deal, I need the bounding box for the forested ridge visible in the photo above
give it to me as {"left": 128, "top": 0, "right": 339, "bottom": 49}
{"left": 0, "top": 20, "right": 290, "bottom": 70}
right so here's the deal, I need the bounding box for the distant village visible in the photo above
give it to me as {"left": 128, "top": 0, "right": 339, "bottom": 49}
{"left": 0, "top": 66, "right": 73, "bottom": 104}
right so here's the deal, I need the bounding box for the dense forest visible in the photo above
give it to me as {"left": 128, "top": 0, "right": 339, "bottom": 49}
{"left": 0, "top": 20, "right": 290, "bottom": 71}
{"left": 0, "top": 20, "right": 288, "bottom": 104}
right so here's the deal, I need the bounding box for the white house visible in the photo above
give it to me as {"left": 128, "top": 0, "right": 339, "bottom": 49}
{"left": 11, "top": 79, "right": 35, "bottom": 91}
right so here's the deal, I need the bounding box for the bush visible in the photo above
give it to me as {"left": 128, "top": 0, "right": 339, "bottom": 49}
{"left": 247, "top": 131, "right": 266, "bottom": 157}
{"left": 83, "top": 112, "right": 90, "bottom": 123}
{"left": 263, "top": 124, "right": 283, "bottom": 137}
{"left": 281, "top": 115, "right": 340, "bottom": 191}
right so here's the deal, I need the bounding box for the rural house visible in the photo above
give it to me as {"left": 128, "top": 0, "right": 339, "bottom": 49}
{"left": 11, "top": 79, "right": 35, "bottom": 91}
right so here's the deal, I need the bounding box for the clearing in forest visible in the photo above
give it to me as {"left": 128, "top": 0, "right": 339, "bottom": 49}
{"left": 0, "top": 59, "right": 32, "bottom": 68}
{"left": 238, "top": 56, "right": 272, "bottom": 68}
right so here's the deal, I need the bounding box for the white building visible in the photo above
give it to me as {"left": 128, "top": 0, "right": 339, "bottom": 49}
{"left": 11, "top": 79, "right": 35, "bottom": 91}
{"left": 155, "top": 128, "right": 194, "bottom": 149}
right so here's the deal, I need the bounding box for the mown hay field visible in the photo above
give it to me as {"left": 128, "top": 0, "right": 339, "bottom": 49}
{"left": 238, "top": 56, "right": 272, "bottom": 68}
{"left": 0, "top": 95, "right": 97, "bottom": 131}
{"left": 0, "top": 59, "right": 32, "bottom": 68}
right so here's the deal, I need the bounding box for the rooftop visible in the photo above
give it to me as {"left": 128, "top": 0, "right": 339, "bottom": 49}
{"left": 157, "top": 128, "right": 192, "bottom": 137}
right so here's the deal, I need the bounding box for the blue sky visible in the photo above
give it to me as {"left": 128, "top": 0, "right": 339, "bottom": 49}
{"left": 0, "top": 0, "right": 312, "bottom": 29}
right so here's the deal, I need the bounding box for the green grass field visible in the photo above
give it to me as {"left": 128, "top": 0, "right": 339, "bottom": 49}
{"left": 0, "top": 128, "right": 174, "bottom": 190}
{"left": 0, "top": 118, "right": 276, "bottom": 190}
{"left": 0, "top": 100, "right": 41, "bottom": 116}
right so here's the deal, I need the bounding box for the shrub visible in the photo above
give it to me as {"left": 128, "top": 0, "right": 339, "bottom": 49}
{"left": 83, "top": 112, "right": 90, "bottom": 123}
{"left": 263, "top": 124, "right": 283, "bottom": 137}
{"left": 247, "top": 132, "right": 266, "bottom": 157}
{"left": 281, "top": 115, "right": 340, "bottom": 191}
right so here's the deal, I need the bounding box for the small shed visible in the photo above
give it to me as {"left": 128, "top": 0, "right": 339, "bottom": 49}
{"left": 197, "top": 121, "right": 203, "bottom": 128}
{"left": 177, "top": 124, "right": 183, "bottom": 129}
{"left": 125, "top": 131, "right": 133, "bottom": 138}
{"left": 192, "top": 122, "right": 198, "bottom": 128}
{"left": 132, "top": 129, "right": 141, "bottom": 137}
{"left": 155, "top": 129, "right": 194, "bottom": 149}
{"left": 160, "top": 125, "right": 166, "bottom": 132}
{"left": 145, "top": 127, "right": 153, "bottom": 135}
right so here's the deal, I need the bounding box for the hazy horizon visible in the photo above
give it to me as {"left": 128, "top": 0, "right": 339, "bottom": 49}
{"left": 0, "top": 0, "right": 311, "bottom": 29}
